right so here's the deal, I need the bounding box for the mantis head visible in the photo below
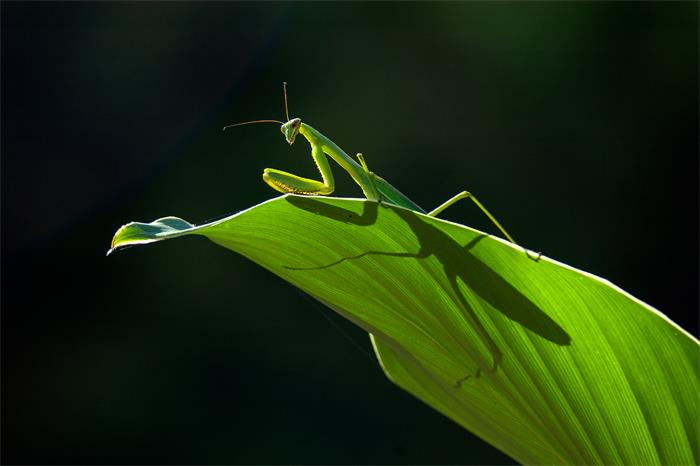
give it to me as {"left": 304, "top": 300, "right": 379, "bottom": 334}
{"left": 281, "top": 118, "right": 302, "bottom": 145}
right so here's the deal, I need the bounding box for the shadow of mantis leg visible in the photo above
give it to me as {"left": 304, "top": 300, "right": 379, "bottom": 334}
{"left": 447, "top": 272, "right": 503, "bottom": 385}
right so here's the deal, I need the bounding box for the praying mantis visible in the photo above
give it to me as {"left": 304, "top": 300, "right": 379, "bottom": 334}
{"left": 224, "top": 82, "right": 519, "bottom": 247}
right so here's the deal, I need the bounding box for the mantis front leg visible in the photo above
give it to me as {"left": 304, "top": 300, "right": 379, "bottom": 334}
{"left": 263, "top": 142, "right": 335, "bottom": 195}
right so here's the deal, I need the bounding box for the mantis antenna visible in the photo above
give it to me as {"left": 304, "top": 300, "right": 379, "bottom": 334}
{"left": 222, "top": 82, "right": 291, "bottom": 131}
{"left": 283, "top": 81, "right": 290, "bottom": 121}
{"left": 222, "top": 119, "right": 283, "bottom": 131}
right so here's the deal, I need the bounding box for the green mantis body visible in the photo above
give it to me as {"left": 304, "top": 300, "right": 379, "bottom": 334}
{"left": 266, "top": 120, "right": 423, "bottom": 212}
{"left": 226, "top": 84, "right": 518, "bottom": 246}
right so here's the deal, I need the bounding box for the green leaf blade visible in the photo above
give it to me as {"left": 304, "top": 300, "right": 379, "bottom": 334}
{"left": 110, "top": 194, "right": 699, "bottom": 465}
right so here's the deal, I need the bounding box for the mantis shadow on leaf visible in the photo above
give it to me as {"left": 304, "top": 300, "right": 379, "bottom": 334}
{"left": 284, "top": 195, "right": 571, "bottom": 383}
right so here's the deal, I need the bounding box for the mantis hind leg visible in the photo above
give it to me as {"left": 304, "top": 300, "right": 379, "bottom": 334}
{"left": 428, "top": 191, "right": 517, "bottom": 244}
{"left": 429, "top": 191, "right": 542, "bottom": 260}
{"left": 263, "top": 144, "right": 335, "bottom": 195}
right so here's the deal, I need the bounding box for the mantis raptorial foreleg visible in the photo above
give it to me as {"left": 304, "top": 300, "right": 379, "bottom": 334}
{"left": 263, "top": 140, "right": 335, "bottom": 195}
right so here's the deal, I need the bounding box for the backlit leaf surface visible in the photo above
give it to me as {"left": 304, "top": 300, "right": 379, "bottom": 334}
{"left": 110, "top": 195, "right": 699, "bottom": 465}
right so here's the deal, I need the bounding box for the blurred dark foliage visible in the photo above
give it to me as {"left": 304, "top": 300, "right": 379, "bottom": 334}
{"left": 2, "top": 2, "right": 697, "bottom": 464}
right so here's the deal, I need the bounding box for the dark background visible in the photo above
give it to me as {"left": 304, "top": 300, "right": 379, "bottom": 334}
{"left": 2, "top": 2, "right": 697, "bottom": 464}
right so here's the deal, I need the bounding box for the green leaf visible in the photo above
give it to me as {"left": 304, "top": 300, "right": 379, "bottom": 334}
{"left": 110, "top": 195, "right": 699, "bottom": 465}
